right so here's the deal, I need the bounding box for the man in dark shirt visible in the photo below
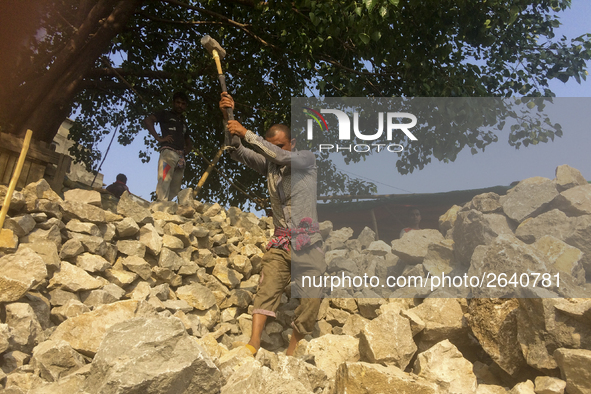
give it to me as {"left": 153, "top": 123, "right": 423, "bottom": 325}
{"left": 144, "top": 92, "right": 193, "bottom": 201}
{"left": 105, "top": 173, "right": 129, "bottom": 198}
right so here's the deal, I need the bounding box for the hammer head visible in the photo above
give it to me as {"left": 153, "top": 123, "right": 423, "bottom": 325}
{"left": 201, "top": 35, "right": 226, "bottom": 59}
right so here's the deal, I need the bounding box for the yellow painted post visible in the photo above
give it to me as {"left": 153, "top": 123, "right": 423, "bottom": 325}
{"left": 0, "top": 129, "right": 33, "bottom": 230}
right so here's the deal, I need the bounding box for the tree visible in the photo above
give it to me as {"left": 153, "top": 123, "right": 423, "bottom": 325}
{"left": 1, "top": 0, "right": 590, "bottom": 207}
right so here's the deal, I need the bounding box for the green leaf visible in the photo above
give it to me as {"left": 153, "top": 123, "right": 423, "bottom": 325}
{"left": 359, "top": 33, "right": 371, "bottom": 45}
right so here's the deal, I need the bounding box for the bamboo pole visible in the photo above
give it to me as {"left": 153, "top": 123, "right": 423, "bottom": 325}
{"left": 0, "top": 129, "right": 33, "bottom": 230}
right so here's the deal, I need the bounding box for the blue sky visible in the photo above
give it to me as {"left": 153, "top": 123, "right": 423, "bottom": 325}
{"left": 95, "top": 2, "right": 591, "bottom": 203}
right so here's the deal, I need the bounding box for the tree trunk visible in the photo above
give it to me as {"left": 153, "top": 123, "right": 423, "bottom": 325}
{"left": 1, "top": 0, "right": 143, "bottom": 143}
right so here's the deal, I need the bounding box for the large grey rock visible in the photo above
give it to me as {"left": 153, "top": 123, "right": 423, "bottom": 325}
{"left": 413, "top": 339, "right": 477, "bottom": 394}
{"left": 115, "top": 217, "right": 140, "bottom": 238}
{"left": 553, "top": 348, "right": 591, "bottom": 394}
{"left": 303, "top": 334, "right": 359, "bottom": 379}
{"left": 391, "top": 229, "right": 445, "bottom": 264}
{"left": 159, "top": 247, "right": 184, "bottom": 271}
{"left": 422, "top": 239, "right": 455, "bottom": 276}
{"left": 0, "top": 247, "right": 47, "bottom": 302}
{"left": 139, "top": 223, "right": 162, "bottom": 255}
{"left": 357, "top": 226, "right": 376, "bottom": 248}
{"left": 59, "top": 239, "right": 85, "bottom": 259}
{"left": 116, "top": 239, "right": 146, "bottom": 257}
{"left": 412, "top": 298, "right": 469, "bottom": 354}
{"left": 21, "top": 225, "right": 62, "bottom": 251}
{"left": 533, "top": 236, "right": 585, "bottom": 285}
{"left": 48, "top": 261, "right": 103, "bottom": 292}
{"left": 61, "top": 200, "right": 106, "bottom": 223}
{"left": 117, "top": 192, "right": 153, "bottom": 225}
{"left": 3, "top": 214, "right": 36, "bottom": 237}
{"left": 84, "top": 316, "right": 221, "bottom": 394}
{"left": 75, "top": 253, "right": 111, "bottom": 273}
{"left": 467, "top": 298, "right": 526, "bottom": 376}
{"left": 516, "top": 288, "right": 591, "bottom": 371}
{"left": 515, "top": 209, "right": 575, "bottom": 244}
{"left": 500, "top": 177, "right": 559, "bottom": 223}
{"left": 554, "top": 164, "right": 587, "bottom": 192}
{"left": 563, "top": 215, "right": 591, "bottom": 278}
{"left": 50, "top": 300, "right": 154, "bottom": 357}
{"left": 5, "top": 303, "right": 44, "bottom": 354}
{"left": 69, "top": 233, "right": 108, "bottom": 256}
{"left": 335, "top": 362, "right": 437, "bottom": 394}
{"left": 120, "top": 255, "right": 152, "bottom": 280}
{"left": 64, "top": 189, "right": 102, "bottom": 207}
{"left": 534, "top": 376, "right": 566, "bottom": 394}
{"left": 18, "top": 241, "right": 60, "bottom": 273}
{"left": 468, "top": 192, "right": 503, "bottom": 213}
{"left": 359, "top": 309, "right": 416, "bottom": 369}
{"left": 453, "top": 210, "right": 515, "bottom": 265}
{"left": 176, "top": 283, "right": 217, "bottom": 310}
{"left": 552, "top": 184, "right": 591, "bottom": 216}
{"left": 30, "top": 339, "right": 86, "bottom": 382}
{"left": 468, "top": 234, "right": 550, "bottom": 298}
{"left": 220, "top": 360, "right": 312, "bottom": 394}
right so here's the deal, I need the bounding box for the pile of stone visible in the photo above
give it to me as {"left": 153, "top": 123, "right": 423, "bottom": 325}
{"left": 0, "top": 164, "right": 589, "bottom": 394}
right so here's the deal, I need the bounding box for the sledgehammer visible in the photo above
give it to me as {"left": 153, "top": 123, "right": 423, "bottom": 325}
{"left": 201, "top": 35, "right": 239, "bottom": 148}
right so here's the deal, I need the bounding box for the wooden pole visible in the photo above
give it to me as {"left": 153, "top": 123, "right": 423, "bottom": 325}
{"left": 0, "top": 129, "right": 33, "bottom": 229}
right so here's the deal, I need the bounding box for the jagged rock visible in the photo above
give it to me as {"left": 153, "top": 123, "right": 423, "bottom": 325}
{"left": 400, "top": 308, "right": 426, "bottom": 337}
{"left": 74, "top": 253, "right": 110, "bottom": 273}
{"left": 50, "top": 299, "right": 91, "bottom": 323}
{"left": 422, "top": 239, "right": 455, "bottom": 276}
{"left": 516, "top": 288, "right": 591, "bottom": 371}
{"left": 500, "top": 177, "right": 559, "bottom": 223}
{"left": 439, "top": 205, "right": 461, "bottom": 238}
{"left": 0, "top": 323, "right": 10, "bottom": 353}
{"left": 69, "top": 233, "right": 108, "bottom": 256}
{"left": 66, "top": 219, "right": 101, "bottom": 237}
{"left": 325, "top": 306, "right": 350, "bottom": 326}
{"left": 335, "top": 362, "right": 437, "bottom": 394}
{"left": 476, "top": 384, "right": 508, "bottom": 394}
{"left": 191, "top": 304, "right": 221, "bottom": 331}
{"left": 162, "top": 234, "right": 185, "bottom": 250}
{"left": 468, "top": 234, "right": 550, "bottom": 298}
{"left": 0, "top": 186, "right": 25, "bottom": 211}
{"left": 515, "top": 209, "right": 574, "bottom": 244}
{"left": 467, "top": 298, "right": 526, "bottom": 376}
{"left": 21, "top": 224, "right": 62, "bottom": 251}
{"left": 48, "top": 289, "right": 80, "bottom": 307}
{"left": 213, "top": 262, "right": 243, "bottom": 289}
{"left": 534, "top": 376, "right": 566, "bottom": 394}
{"left": 120, "top": 255, "right": 152, "bottom": 280}
{"left": 50, "top": 300, "right": 155, "bottom": 357}
{"left": 356, "top": 292, "right": 385, "bottom": 319}
{"left": 412, "top": 298, "right": 469, "bottom": 354}
{"left": 554, "top": 164, "right": 587, "bottom": 192}
{"left": 391, "top": 229, "right": 445, "bottom": 264}
{"left": 453, "top": 210, "right": 515, "bottom": 265}
{"left": 59, "top": 239, "right": 85, "bottom": 259}
{"left": 30, "top": 339, "right": 86, "bottom": 382}
{"left": 104, "top": 268, "right": 138, "bottom": 288}
{"left": 27, "top": 372, "right": 88, "bottom": 394}
{"left": 61, "top": 200, "right": 106, "bottom": 223}
{"left": 48, "top": 261, "right": 103, "bottom": 292}
{"left": 5, "top": 303, "right": 44, "bottom": 354}
{"left": 218, "top": 346, "right": 257, "bottom": 380}
{"left": 357, "top": 226, "right": 376, "bottom": 249}
{"left": 80, "top": 289, "right": 119, "bottom": 308}
{"left": 552, "top": 184, "right": 591, "bottom": 216}
{"left": 325, "top": 227, "right": 354, "bottom": 250}
{"left": 176, "top": 283, "right": 217, "bottom": 310}
{"left": 115, "top": 217, "right": 140, "bottom": 238}
{"left": 117, "top": 192, "right": 153, "bottom": 225}
{"left": 3, "top": 214, "right": 36, "bottom": 237}
{"left": 159, "top": 247, "right": 184, "bottom": 271}
{"left": 0, "top": 247, "right": 47, "bottom": 302}
{"left": 533, "top": 236, "right": 585, "bottom": 285}
{"left": 469, "top": 192, "right": 503, "bottom": 213}
{"left": 64, "top": 189, "right": 102, "bottom": 207}
{"left": 554, "top": 348, "right": 591, "bottom": 394}
{"left": 366, "top": 240, "right": 391, "bottom": 256}
{"left": 509, "top": 380, "right": 535, "bottom": 394}
{"left": 220, "top": 360, "right": 312, "bottom": 394}
{"left": 319, "top": 220, "right": 333, "bottom": 240}
{"left": 562, "top": 215, "right": 591, "bottom": 278}
{"left": 116, "top": 239, "right": 146, "bottom": 257}
{"left": 413, "top": 339, "right": 477, "bottom": 394}
{"left": 139, "top": 223, "right": 163, "bottom": 255}
{"left": 2, "top": 350, "right": 30, "bottom": 374}
{"left": 359, "top": 309, "right": 416, "bottom": 369}
{"left": 302, "top": 334, "right": 359, "bottom": 379}
{"left": 0, "top": 227, "right": 18, "bottom": 251}
{"left": 84, "top": 316, "right": 222, "bottom": 394}
{"left": 19, "top": 241, "right": 60, "bottom": 273}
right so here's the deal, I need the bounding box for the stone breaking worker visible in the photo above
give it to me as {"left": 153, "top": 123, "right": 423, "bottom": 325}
{"left": 144, "top": 91, "right": 193, "bottom": 201}
{"left": 219, "top": 92, "right": 326, "bottom": 356}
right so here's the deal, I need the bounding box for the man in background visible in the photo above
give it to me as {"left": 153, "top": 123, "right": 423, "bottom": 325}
{"left": 144, "top": 91, "right": 193, "bottom": 201}
{"left": 105, "top": 173, "right": 129, "bottom": 198}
